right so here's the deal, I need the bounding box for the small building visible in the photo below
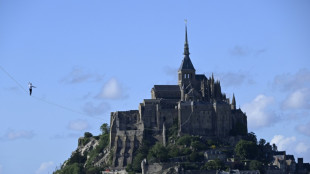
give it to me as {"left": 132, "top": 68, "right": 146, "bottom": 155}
{"left": 204, "top": 149, "right": 226, "bottom": 161}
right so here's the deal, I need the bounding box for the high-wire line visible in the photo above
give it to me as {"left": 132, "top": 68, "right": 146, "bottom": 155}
{"left": 0, "top": 65, "right": 28, "bottom": 93}
{"left": 0, "top": 65, "right": 102, "bottom": 121}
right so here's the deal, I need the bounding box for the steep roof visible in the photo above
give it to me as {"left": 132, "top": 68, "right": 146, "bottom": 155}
{"left": 179, "top": 56, "right": 195, "bottom": 71}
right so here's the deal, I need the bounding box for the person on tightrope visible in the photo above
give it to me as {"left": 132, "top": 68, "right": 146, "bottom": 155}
{"left": 28, "top": 82, "right": 36, "bottom": 96}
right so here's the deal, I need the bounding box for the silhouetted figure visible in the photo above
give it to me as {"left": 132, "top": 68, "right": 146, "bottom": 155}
{"left": 28, "top": 82, "right": 36, "bottom": 96}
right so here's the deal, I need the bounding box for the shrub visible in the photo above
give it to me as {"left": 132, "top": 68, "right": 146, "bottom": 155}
{"left": 189, "top": 151, "right": 204, "bottom": 162}
{"left": 147, "top": 143, "right": 168, "bottom": 162}
{"left": 203, "top": 159, "right": 224, "bottom": 170}
{"left": 84, "top": 132, "right": 93, "bottom": 138}
{"left": 54, "top": 163, "right": 83, "bottom": 174}
{"left": 235, "top": 140, "right": 258, "bottom": 160}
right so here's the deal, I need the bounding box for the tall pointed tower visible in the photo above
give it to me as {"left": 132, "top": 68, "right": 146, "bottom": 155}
{"left": 178, "top": 23, "right": 196, "bottom": 87}
{"left": 231, "top": 93, "right": 236, "bottom": 110}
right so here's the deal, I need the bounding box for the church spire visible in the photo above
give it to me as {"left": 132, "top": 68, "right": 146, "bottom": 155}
{"left": 179, "top": 21, "right": 195, "bottom": 71}
{"left": 231, "top": 93, "right": 236, "bottom": 110}
{"left": 178, "top": 21, "right": 196, "bottom": 86}
{"left": 184, "top": 21, "right": 190, "bottom": 56}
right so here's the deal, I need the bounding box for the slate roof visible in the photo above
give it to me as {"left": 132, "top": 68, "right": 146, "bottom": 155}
{"left": 195, "top": 74, "right": 207, "bottom": 81}
{"left": 179, "top": 56, "right": 195, "bottom": 71}
{"left": 153, "top": 85, "right": 180, "bottom": 91}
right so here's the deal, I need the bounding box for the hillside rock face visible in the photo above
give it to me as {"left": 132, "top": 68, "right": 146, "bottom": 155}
{"left": 108, "top": 28, "right": 247, "bottom": 169}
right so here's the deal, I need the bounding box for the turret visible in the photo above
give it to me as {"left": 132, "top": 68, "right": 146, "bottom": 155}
{"left": 231, "top": 93, "right": 236, "bottom": 110}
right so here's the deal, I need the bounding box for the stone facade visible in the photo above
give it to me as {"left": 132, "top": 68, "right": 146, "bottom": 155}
{"left": 109, "top": 27, "right": 248, "bottom": 168}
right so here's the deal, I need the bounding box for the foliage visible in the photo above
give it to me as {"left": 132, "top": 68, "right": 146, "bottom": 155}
{"left": 249, "top": 160, "right": 264, "bottom": 172}
{"left": 100, "top": 123, "right": 109, "bottom": 135}
{"left": 147, "top": 142, "right": 168, "bottom": 162}
{"left": 54, "top": 163, "right": 84, "bottom": 174}
{"left": 126, "top": 163, "right": 134, "bottom": 173}
{"left": 85, "top": 166, "right": 103, "bottom": 174}
{"left": 235, "top": 140, "right": 258, "bottom": 160}
{"left": 272, "top": 143, "right": 278, "bottom": 152}
{"left": 191, "top": 140, "right": 207, "bottom": 151}
{"left": 131, "top": 140, "right": 151, "bottom": 172}
{"left": 202, "top": 159, "right": 225, "bottom": 170}
{"left": 189, "top": 151, "right": 204, "bottom": 162}
{"left": 132, "top": 153, "right": 145, "bottom": 172}
{"left": 176, "top": 134, "right": 193, "bottom": 146}
{"left": 68, "top": 151, "right": 87, "bottom": 165}
{"left": 243, "top": 132, "right": 257, "bottom": 144}
{"left": 167, "top": 145, "right": 180, "bottom": 158}
{"left": 181, "top": 162, "right": 199, "bottom": 170}
{"left": 85, "top": 133, "right": 109, "bottom": 168}
{"left": 206, "top": 139, "right": 216, "bottom": 147}
{"left": 257, "top": 139, "right": 273, "bottom": 164}
{"left": 84, "top": 132, "right": 93, "bottom": 138}
{"left": 167, "top": 118, "right": 178, "bottom": 140}
{"left": 80, "top": 137, "right": 91, "bottom": 146}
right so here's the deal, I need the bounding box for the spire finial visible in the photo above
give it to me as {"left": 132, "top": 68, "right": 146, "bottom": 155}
{"left": 184, "top": 19, "right": 189, "bottom": 56}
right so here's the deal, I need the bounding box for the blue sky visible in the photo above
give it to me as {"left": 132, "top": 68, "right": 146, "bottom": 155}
{"left": 0, "top": 1, "right": 310, "bottom": 173}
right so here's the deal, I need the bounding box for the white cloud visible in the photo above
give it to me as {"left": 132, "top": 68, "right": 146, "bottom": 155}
{"left": 217, "top": 71, "right": 254, "bottom": 87}
{"left": 35, "top": 161, "right": 54, "bottom": 174}
{"left": 273, "top": 68, "right": 310, "bottom": 92}
{"left": 68, "top": 120, "right": 89, "bottom": 131}
{"left": 96, "top": 78, "right": 125, "bottom": 99}
{"left": 83, "top": 102, "right": 110, "bottom": 116}
{"left": 230, "top": 45, "right": 266, "bottom": 57}
{"left": 243, "top": 95, "right": 278, "bottom": 129}
{"left": 51, "top": 133, "right": 80, "bottom": 139}
{"left": 296, "top": 121, "right": 310, "bottom": 136}
{"left": 3, "top": 130, "right": 34, "bottom": 140}
{"left": 282, "top": 88, "right": 310, "bottom": 110}
{"left": 61, "top": 67, "right": 103, "bottom": 84}
{"left": 295, "top": 142, "right": 310, "bottom": 154}
{"left": 270, "top": 135, "right": 296, "bottom": 151}
{"left": 230, "top": 46, "right": 249, "bottom": 56}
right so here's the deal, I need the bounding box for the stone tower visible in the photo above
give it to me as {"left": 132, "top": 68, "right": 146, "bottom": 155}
{"left": 178, "top": 24, "right": 196, "bottom": 87}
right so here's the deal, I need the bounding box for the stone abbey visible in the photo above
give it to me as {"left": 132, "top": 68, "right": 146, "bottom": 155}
{"left": 109, "top": 26, "right": 248, "bottom": 168}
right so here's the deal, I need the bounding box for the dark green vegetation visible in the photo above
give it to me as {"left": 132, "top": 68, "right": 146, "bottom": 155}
{"left": 126, "top": 130, "right": 277, "bottom": 174}
{"left": 55, "top": 122, "right": 277, "bottom": 174}
{"left": 53, "top": 123, "right": 110, "bottom": 174}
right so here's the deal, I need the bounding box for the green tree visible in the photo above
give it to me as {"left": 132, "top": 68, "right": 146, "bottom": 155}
{"left": 54, "top": 163, "right": 84, "bottom": 174}
{"left": 235, "top": 140, "right": 258, "bottom": 160}
{"left": 203, "top": 159, "right": 224, "bottom": 170}
{"left": 191, "top": 140, "right": 206, "bottom": 151}
{"left": 84, "top": 132, "right": 93, "bottom": 138}
{"left": 100, "top": 123, "right": 109, "bottom": 135}
{"left": 189, "top": 151, "right": 204, "bottom": 162}
{"left": 168, "top": 145, "right": 180, "bottom": 158}
{"left": 177, "top": 135, "right": 193, "bottom": 146}
{"left": 148, "top": 143, "right": 168, "bottom": 162}
{"left": 249, "top": 160, "right": 263, "bottom": 172}
{"left": 132, "top": 153, "right": 145, "bottom": 172}
{"left": 243, "top": 132, "right": 257, "bottom": 144}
